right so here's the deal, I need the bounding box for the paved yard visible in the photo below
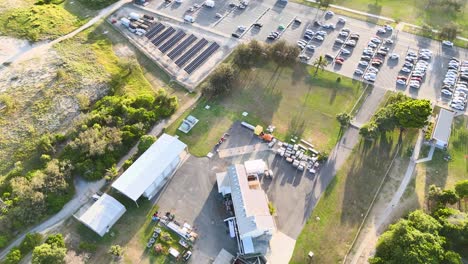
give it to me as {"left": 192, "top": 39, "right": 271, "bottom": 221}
{"left": 156, "top": 156, "right": 237, "bottom": 263}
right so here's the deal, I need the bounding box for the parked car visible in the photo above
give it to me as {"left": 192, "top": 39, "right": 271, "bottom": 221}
{"left": 389, "top": 53, "right": 399, "bottom": 60}
{"left": 338, "top": 17, "right": 346, "bottom": 23}
{"left": 442, "top": 40, "right": 454, "bottom": 47}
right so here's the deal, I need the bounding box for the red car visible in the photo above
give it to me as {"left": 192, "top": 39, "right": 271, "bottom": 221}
{"left": 397, "top": 75, "right": 408, "bottom": 80}
{"left": 411, "top": 76, "right": 422, "bottom": 81}
{"left": 335, "top": 57, "right": 345, "bottom": 64}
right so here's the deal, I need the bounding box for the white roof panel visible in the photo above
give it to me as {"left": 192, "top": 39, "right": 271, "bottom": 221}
{"left": 244, "top": 159, "right": 267, "bottom": 175}
{"left": 242, "top": 237, "right": 255, "bottom": 254}
{"left": 432, "top": 108, "right": 455, "bottom": 144}
{"left": 112, "top": 134, "right": 186, "bottom": 201}
{"left": 78, "top": 194, "right": 126, "bottom": 236}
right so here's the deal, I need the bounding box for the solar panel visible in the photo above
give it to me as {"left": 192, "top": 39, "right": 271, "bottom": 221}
{"left": 159, "top": 31, "right": 186, "bottom": 53}
{"left": 146, "top": 23, "right": 165, "bottom": 39}
{"left": 144, "top": 23, "right": 159, "bottom": 37}
{"left": 152, "top": 27, "right": 176, "bottom": 46}
{"left": 168, "top": 35, "right": 197, "bottom": 60}
{"left": 174, "top": 39, "right": 208, "bottom": 67}
{"left": 184, "top": 42, "right": 220, "bottom": 74}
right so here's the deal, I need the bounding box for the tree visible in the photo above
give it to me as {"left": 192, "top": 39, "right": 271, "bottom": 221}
{"left": 319, "top": 0, "right": 332, "bottom": 8}
{"left": 359, "top": 122, "right": 378, "bottom": 140}
{"left": 455, "top": 180, "right": 468, "bottom": 210}
{"left": 439, "top": 190, "right": 460, "bottom": 206}
{"left": 109, "top": 245, "right": 124, "bottom": 258}
{"left": 393, "top": 99, "right": 432, "bottom": 129}
{"left": 439, "top": 23, "right": 458, "bottom": 41}
{"left": 202, "top": 63, "right": 238, "bottom": 98}
{"left": 312, "top": 55, "right": 328, "bottom": 75}
{"left": 32, "top": 243, "right": 66, "bottom": 264}
{"left": 336, "top": 112, "right": 351, "bottom": 127}
{"left": 104, "top": 164, "right": 119, "bottom": 181}
{"left": 68, "top": 126, "right": 122, "bottom": 157}
{"left": 373, "top": 107, "right": 397, "bottom": 132}
{"left": 138, "top": 135, "right": 157, "bottom": 155}
{"left": 4, "top": 248, "right": 21, "bottom": 264}
{"left": 268, "top": 40, "right": 300, "bottom": 68}
{"left": 45, "top": 234, "right": 65, "bottom": 248}
{"left": 232, "top": 43, "right": 254, "bottom": 69}
{"left": 369, "top": 218, "right": 459, "bottom": 264}
{"left": 20, "top": 233, "right": 43, "bottom": 254}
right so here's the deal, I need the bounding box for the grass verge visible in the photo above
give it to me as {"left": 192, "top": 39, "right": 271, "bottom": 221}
{"left": 290, "top": 128, "right": 418, "bottom": 263}
{"left": 166, "top": 63, "right": 364, "bottom": 156}
{"left": 0, "top": 4, "right": 83, "bottom": 41}
{"left": 402, "top": 25, "right": 468, "bottom": 49}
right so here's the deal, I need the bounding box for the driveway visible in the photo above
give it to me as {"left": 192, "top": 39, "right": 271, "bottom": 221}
{"left": 155, "top": 156, "right": 237, "bottom": 263}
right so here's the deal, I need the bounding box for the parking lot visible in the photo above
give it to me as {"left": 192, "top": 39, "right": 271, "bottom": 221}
{"left": 142, "top": 0, "right": 468, "bottom": 110}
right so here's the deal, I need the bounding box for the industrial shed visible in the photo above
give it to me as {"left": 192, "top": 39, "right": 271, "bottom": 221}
{"left": 112, "top": 134, "right": 187, "bottom": 203}
{"left": 75, "top": 194, "right": 126, "bottom": 237}
{"left": 432, "top": 108, "right": 455, "bottom": 149}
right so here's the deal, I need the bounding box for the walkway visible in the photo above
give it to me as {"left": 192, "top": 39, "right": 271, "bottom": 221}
{"left": 217, "top": 143, "right": 270, "bottom": 158}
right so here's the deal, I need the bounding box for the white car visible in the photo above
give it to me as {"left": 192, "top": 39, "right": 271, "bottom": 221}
{"left": 377, "top": 28, "right": 386, "bottom": 34}
{"left": 339, "top": 31, "right": 349, "bottom": 37}
{"left": 335, "top": 38, "right": 344, "bottom": 44}
{"left": 363, "top": 50, "right": 373, "bottom": 56}
{"left": 306, "top": 45, "right": 316, "bottom": 50}
{"left": 315, "top": 35, "right": 324, "bottom": 41}
{"left": 368, "top": 66, "right": 379, "bottom": 73}
{"left": 215, "top": 13, "right": 223, "bottom": 18}
{"left": 396, "top": 79, "right": 406, "bottom": 85}
{"left": 442, "top": 40, "right": 454, "bottom": 47}
{"left": 384, "top": 24, "right": 393, "bottom": 31}
{"left": 305, "top": 29, "right": 314, "bottom": 35}
{"left": 368, "top": 42, "right": 377, "bottom": 48}
{"left": 371, "top": 37, "right": 382, "bottom": 44}
{"left": 338, "top": 17, "right": 346, "bottom": 23}
{"left": 385, "top": 39, "right": 393, "bottom": 45}
{"left": 340, "top": 48, "right": 351, "bottom": 55}
{"left": 354, "top": 69, "right": 364, "bottom": 75}
{"left": 451, "top": 104, "right": 465, "bottom": 110}
{"left": 441, "top": 89, "right": 453, "bottom": 96}
{"left": 401, "top": 67, "right": 411, "bottom": 73}
{"left": 316, "top": 30, "right": 327, "bottom": 36}
{"left": 389, "top": 53, "right": 399, "bottom": 60}
{"left": 325, "top": 10, "right": 334, "bottom": 16}
{"left": 238, "top": 25, "right": 247, "bottom": 31}
{"left": 358, "top": 61, "right": 369, "bottom": 66}
{"left": 409, "top": 82, "right": 420, "bottom": 89}
{"left": 364, "top": 74, "right": 376, "bottom": 82}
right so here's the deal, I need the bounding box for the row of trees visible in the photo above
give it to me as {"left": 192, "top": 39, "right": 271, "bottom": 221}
{"left": 370, "top": 180, "right": 468, "bottom": 264}
{"left": 203, "top": 40, "right": 301, "bottom": 98}
{"left": 359, "top": 93, "right": 432, "bottom": 139}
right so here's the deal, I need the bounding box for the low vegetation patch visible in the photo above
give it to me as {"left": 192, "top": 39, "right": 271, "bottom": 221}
{"left": 291, "top": 128, "right": 417, "bottom": 263}
{"left": 167, "top": 40, "right": 364, "bottom": 156}
{"left": 0, "top": 4, "right": 82, "bottom": 41}
{"left": 77, "top": 0, "right": 118, "bottom": 10}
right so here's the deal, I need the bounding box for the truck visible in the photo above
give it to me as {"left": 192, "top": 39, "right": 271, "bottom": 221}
{"left": 204, "top": 0, "right": 215, "bottom": 7}
{"left": 120, "top": 17, "right": 130, "bottom": 27}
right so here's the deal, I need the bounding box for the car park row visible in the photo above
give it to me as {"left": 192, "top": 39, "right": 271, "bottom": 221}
{"left": 441, "top": 58, "right": 468, "bottom": 111}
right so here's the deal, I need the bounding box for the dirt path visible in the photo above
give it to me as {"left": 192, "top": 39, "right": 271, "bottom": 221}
{"left": 347, "top": 130, "right": 424, "bottom": 264}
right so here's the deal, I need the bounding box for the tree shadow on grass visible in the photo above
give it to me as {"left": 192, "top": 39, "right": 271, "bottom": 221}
{"left": 286, "top": 114, "right": 306, "bottom": 140}
{"left": 340, "top": 132, "right": 398, "bottom": 226}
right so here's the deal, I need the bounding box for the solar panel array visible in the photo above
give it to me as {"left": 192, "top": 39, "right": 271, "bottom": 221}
{"left": 159, "top": 31, "right": 186, "bottom": 53}
{"left": 168, "top": 35, "right": 197, "bottom": 60}
{"left": 175, "top": 39, "right": 209, "bottom": 67}
{"left": 145, "top": 23, "right": 164, "bottom": 39}
{"left": 152, "top": 27, "right": 176, "bottom": 46}
{"left": 141, "top": 22, "right": 220, "bottom": 74}
{"left": 184, "top": 42, "right": 220, "bottom": 74}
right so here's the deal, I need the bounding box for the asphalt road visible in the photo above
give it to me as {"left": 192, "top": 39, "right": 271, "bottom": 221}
{"left": 148, "top": 0, "right": 468, "bottom": 111}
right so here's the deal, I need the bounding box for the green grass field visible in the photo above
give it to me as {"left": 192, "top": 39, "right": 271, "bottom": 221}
{"left": 290, "top": 128, "right": 418, "bottom": 263}
{"left": 166, "top": 63, "right": 364, "bottom": 156}
{"left": 413, "top": 115, "right": 468, "bottom": 205}
{"left": 297, "top": 0, "right": 468, "bottom": 38}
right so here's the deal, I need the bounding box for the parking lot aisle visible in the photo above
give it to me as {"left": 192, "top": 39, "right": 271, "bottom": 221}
{"left": 215, "top": 4, "right": 268, "bottom": 36}
{"left": 249, "top": 5, "right": 296, "bottom": 41}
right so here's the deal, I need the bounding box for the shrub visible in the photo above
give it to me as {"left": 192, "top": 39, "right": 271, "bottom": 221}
{"left": 45, "top": 233, "right": 65, "bottom": 248}
{"left": 4, "top": 248, "right": 21, "bottom": 264}
{"left": 137, "top": 135, "right": 156, "bottom": 156}
{"left": 268, "top": 202, "right": 276, "bottom": 215}
{"left": 108, "top": 245, "right": 123, "bottom": 257}
{"left": 20, "top": 233, "right": 43, "bottom": 254}
{"left": 0, "top": 235, "right": 9, "bottom": 248}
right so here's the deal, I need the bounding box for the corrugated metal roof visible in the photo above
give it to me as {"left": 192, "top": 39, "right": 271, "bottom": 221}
{"left": 432, "top": 108, "right": 455, "bottom": 144}
{"left": 112, "top": 134, "right": 186, "bottom": 201}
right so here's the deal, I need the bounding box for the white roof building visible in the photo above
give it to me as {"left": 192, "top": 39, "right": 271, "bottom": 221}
{"left": 76, "top": 194, "right": 126, "bottom": 237}
{"left": 112, "top": 134, "right": 187, "bottom": 202}
{"left": 432, "top": 108, "right": 455, "bottom": 149}
{"left": 220, "top": 162, "right": 276, "bottom": 255}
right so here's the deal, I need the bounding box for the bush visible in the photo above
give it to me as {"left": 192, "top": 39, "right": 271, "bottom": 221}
{"left": 45, "top": 234, "right": 65, "bottom": 248}
{"left": 123, "top": 159, "right": 133, "bottom": 170}
{"left": 0, "top": 235, "right": 8, "bottom": 248}
{"left": 268, "top": 202, "right": 276, "bottom": 215}
{"left": 137, "top": 135, "right": 156, "bottom": 156}
{"left": 4, "top": 248, "right": 22, "bottom": 264}
{"left": 20, "top": 233, "right": 43, "bottom": 254}
{"left": 108, "top": 245, "right": 123, "bottom": 257}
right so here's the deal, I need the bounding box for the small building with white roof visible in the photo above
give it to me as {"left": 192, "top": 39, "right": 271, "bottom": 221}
{"left": 432, "top": 108, "right": 455, "bottom": 149}
{"left": 112, "top": 133, "right": 187, "bottom": 203}
{"left": 218, "top": 160, "right": 276, "bottom": 256}
{"left": 75, "top": 194, "right": 126, "bottom": 237}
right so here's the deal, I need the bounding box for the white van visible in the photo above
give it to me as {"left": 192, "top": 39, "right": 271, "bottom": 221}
{"left": 135, "top": 28, "right": 146, "bottom": 36}
{"left": 184, "top": 15, "right": 195, "bottom": 23}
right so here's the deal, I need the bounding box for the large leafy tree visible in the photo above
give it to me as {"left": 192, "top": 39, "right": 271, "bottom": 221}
{"left": 393, "top": 99, "right": 432, "bottom": 129}
{"left": 202, "top": 63, "right": 238, "bottom": 98}
{"left": 455, "top": 180, "right": 468, "bottom": 210}
{"left": 370, "top": 210, "right": 462, "bottom": 264}
{"left": 268, "top": 40, "right": 300, "bottom": 68}
{"left": 32, "top": 243, "right": 66, "bottom": 264}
